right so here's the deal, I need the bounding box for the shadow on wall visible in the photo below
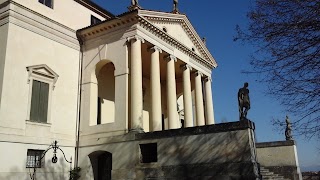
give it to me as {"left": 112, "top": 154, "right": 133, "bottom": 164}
{"left": 0, "top": 157, "right": 70, "bottom": 180}
{"left": 79, "top": 123, "right": 258, "bottom": 179}
{"left": 153, "top": 130, "right": 254, "bottom": 178}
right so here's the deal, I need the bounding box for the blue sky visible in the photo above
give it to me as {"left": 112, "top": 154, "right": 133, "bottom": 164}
{"left": 93, "top": 0, "right": 319, "bottom": 171}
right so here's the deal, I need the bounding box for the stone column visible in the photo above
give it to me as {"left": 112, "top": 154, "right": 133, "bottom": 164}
{"left": 165, "top": 55, "right": 179, "bottom": 129}
{"left": 194, "top": 71, "right": 205, "bottom": 126}
{"left": 149, "top": 46, "right": 162, "bottom": 131}
{"left": 204, "top": 77, "right": 215, "bottom": 125}
{"left": 180, "top": 64, "right": 193, "bottom": 127}
{"left": 127, "top": 35, "right": 144, "bottom": 131}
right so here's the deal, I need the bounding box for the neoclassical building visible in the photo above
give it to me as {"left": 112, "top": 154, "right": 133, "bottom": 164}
{"left": 0, "top": 0, "right": 302, "bottom": 180}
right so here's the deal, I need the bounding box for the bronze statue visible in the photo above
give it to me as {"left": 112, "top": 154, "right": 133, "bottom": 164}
{"left": 238, "top": 82, "right": 250, "bottom": 120}
{"left": 285, "top": 115, "right": 293, "bottom": 140}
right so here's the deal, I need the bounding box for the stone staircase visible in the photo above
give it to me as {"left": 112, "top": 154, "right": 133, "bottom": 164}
{"left": 260, "top": 167, "right": 290, "bottom": 180}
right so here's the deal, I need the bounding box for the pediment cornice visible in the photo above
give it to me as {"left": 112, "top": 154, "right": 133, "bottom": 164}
{"left": 26, "top": 64, "right": 59, "bottom": 88}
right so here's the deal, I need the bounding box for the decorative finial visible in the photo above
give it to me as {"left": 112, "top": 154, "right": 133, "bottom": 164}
{"left": 285, "top": 115, "right": 293, "bottom": 140}
{"left": 128, "top": 0, "right": 141, "bottom": 11}
{"left": 173, "top": 0, "right": 179, "bottom": 14}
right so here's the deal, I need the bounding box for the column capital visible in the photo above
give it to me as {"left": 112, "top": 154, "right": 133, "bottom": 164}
{"left": 127, "top": 35, "right": 145, "bottom": 43}
{"left": 148, "top": 46, "right": 162, "bottom": 53}
{"left": 194, "top": 71, "right": 203, "bottom": 77}
{"left": 180, "top": 64, "right": 192, "bottom": 71}
{"left": 164, "top": 54, "right": 177, "bottom": 62}
{"left": 204, "top": 76, "right": 212, "bottom": 82}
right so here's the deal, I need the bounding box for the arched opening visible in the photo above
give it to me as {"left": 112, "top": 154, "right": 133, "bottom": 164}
{"left": 89, "top": 151, "right": 112, "bottom": 180}
{"left": 96, "top": 62, "right": 115, "bottom": 125}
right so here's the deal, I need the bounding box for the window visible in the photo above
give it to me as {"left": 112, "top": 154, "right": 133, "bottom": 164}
{"left": 38, "top": 0, "right": 53, "bottom": 8}
{"left": 26, "top": 64, "right": 58, "bottom": 124}
{"left": 91, "top": 15, "right": 101, "bottom": 25}
{"left": 140, "top": 143, "right": 157, "bottom": 163}
{"left": 26, "top": 149, "right": 45, "bottom": 168}
{"left": 30, "top": 80, "right": 49, "bottom": 123}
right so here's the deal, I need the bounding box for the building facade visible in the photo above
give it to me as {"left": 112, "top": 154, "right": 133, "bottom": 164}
{"left": 0, "top": 0, "right": 112, "bottom": 179}
{"left": 0, "top": 1, "right": 302, "bottom": 180}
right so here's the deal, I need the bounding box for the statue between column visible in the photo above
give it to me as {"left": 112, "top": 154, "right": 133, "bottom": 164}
{"left": 238, "top": 82, "right": 250, "bottom": 121}
{"left": 285, "top": 115, "right": 293, "bottom": 140}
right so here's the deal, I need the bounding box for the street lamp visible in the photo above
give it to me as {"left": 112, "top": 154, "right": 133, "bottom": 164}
{"left": 29, "top": 140, "right": 72, "bottom": 180}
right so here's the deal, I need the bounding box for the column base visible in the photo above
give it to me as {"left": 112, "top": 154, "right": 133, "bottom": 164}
{"left": 129, "top": 128, "right": 144, "bottom": 133}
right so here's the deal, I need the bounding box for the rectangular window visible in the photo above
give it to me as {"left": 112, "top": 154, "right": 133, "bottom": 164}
{"left": 91, "top": 15, "right": 101, "bottom": 25}
{"left": 30, "top": 80, "right": 49, "bottom": 123}
{"left": 26, "top": 149, "right": 45, "bottom": 168}
{"left": 140, "top": 143, "right": 157, "bottom": 163}
{"left": 38, "top": 0, "right": 53, "bottom": 8}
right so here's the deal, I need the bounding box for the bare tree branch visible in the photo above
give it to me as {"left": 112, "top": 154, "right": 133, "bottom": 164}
{"left": 235, "top": 0, "right": 320, "bottom": 140}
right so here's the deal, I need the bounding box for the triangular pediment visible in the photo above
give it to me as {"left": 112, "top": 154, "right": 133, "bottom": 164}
{"left": 26, "top": 64, "right": 59, "bottom": 79}
{"left": 138, "top": 10, "right": 217, "bottom": 67}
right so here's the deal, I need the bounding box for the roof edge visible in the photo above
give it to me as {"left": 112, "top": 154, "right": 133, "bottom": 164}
{"left": 74, "top": 0, "right": 115, "bottom": 19}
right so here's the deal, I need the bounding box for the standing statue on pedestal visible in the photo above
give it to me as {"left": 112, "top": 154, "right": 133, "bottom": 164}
{"left": 128, "top": 0, "right": 141, "bottom": 11}
{"left": 285, "top": 115, "right": 293, "bottom": 140}
{"left": 238, "top": 82, "right": 250, "bottom": 121}
{"left": 173, "top": 0, "right": 179, "bottom": 13}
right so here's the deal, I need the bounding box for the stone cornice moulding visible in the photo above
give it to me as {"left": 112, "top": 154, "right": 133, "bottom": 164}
{"left": 0, "top": 1, "right": 80, "bottom": 50}
{"left": 78, "top": 13, "right": 139, "bottom": 39}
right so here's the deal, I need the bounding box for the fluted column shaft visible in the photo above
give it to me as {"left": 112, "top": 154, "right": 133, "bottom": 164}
{"left": 128, "top": 36, "right": 144, "bottom": 131}
{"left": 166, "top": 55, "right": 179, "bottom": 129}
{"left": 194, "top": 71, "right": 205, "bottom": 126}
{"left": 149, "top": 46, "right": 162, "bottom": 131}
{"left": 181, "top": 64, "right": 193, "bottom": 127}
{"left": 205, "top": 77, "right": 215, "bottom": 125}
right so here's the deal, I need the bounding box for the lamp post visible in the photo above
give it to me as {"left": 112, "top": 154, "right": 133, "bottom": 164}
{"left": 29, "top": 140, "right": 72, "bottom": 180}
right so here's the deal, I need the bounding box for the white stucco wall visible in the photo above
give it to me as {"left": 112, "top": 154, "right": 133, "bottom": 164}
{"left": 9, "top": 0, "right": 107, "bottom": 30}
{"left": 79, "top": 36, "right": 129, "bottom": 141}
{"left": 0, "top": 142, "right": 74, "bottom": 180}
{"left": 0, "top": 22, "right": 79, "bottom": 136}
{"left": 0, "top": 24, "right": 8, "bottom": 109}
{"left": 0, "top": 6, "right": 80, "bottom": 177}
